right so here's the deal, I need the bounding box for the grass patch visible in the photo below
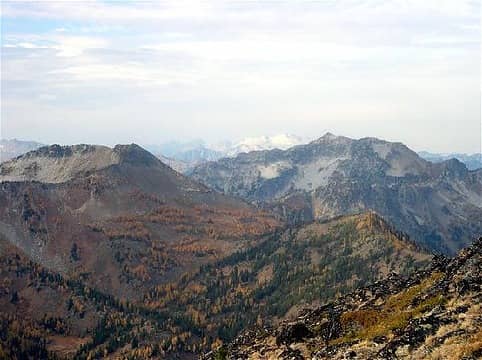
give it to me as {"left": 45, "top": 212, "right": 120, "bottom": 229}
{"left": 332, "top": 272, "right": 445, "bottom": 344}
{"left": 429, "top": 328, "right": 482, "bottom": 359}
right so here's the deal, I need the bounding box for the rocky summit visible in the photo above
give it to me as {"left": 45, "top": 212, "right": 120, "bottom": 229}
{"left": 203, "top": 237, "right": 482, "bottom": 360}
{"left": 191, "top": 133, "right": 482, "bottom": 254}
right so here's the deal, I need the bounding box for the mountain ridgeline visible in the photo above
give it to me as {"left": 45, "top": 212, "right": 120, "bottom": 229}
{"left": 0, "top": 138, "right": 480, "bottom": 359}
{"left": 0, "top": 142, "right": 439, "bottom": 359}
{"left": 191, "top": 133, "right": 482, "bottom": 254}
{"left": 0, "top": 143, "right": 279, "bottom": 301}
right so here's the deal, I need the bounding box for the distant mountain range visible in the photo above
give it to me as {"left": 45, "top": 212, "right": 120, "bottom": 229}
{"left": 146, "top": 139, "right": 224, "bottom": 163}
{"left": 144, "top": 134, "right": 304, "bottom": 172}
{"left": 149, "top": 136, "right": 481, "bottom": 174}
{"left": 2, "top": 135, "right": 481, "bottom": 255}
{"left": 3, "top": 137, "right": 480, "bottom": 172}
{"left": 418, "top": 151, "right": 482, "bottom": 170}
{"left": 0, "top": 139, "right": 44, "bottom": 162}
{"left": 191, "top": 133, "right": 482, "bottom": 254}
{"left": 1, "top": 135, "right": 303, "bottom": 173}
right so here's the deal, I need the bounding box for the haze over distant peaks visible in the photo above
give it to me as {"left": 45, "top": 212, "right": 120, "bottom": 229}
{"left": 142, "top": 134, "right": 305, "bottom": 172}
{"left": 419, "top": 150, "right": 482, "bottom": 170}
{"left": 0, "top": 138, "right": 44, "bottom": 162}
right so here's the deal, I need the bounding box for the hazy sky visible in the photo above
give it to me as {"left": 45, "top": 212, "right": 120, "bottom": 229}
{"left": 1, "top": 0, "right": 481, "bottom": 153}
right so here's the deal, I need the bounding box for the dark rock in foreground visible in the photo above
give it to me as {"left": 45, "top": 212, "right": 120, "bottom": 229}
{"left": 203, "top": 237, "right": 482, "bottom": 359}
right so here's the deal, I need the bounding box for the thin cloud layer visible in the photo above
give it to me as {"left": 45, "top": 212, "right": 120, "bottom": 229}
{"left": 1, "top": 0, "right": 480, "bottom": 153}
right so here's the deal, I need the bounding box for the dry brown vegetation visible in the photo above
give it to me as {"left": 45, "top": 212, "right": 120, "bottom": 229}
{"left": 0, "top": 206, "right": 433, "bottom": 359}
{"left": 337, "top": 272, "right": 445, "bottom": 342}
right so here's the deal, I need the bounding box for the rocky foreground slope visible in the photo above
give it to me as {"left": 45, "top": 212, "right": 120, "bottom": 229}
{"left": 191, "top": 133, "right": 482, "bottom": 254}
{"left": 204, "top": 237, "right": 482, "bottom": 360}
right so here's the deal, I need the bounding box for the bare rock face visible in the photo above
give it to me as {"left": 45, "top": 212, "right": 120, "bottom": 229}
{"left": 191, "top": 133, "right": 482, "bottom": 254}
{"left": 0, "top": 144, "right": 120, "bottom": 183}
{"left": 204, "top": 238, "right": 482, "bottom": 360}
{"left": 0, "top": 143, "right": 175, "bottom": 184}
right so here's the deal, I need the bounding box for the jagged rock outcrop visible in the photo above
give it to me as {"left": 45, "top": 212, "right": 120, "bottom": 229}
{"left": 191, "top": 133, "right": 482, "bottom": 254}
{"left": 203, "top": 237, "right": 482, "bottom": 360}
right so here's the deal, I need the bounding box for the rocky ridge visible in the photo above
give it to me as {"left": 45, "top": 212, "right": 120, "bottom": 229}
{"left": 191, "top": 133, "right": 482, "bottom": 254}
{"left": 0, "top": 144, "right": 174, "bottom": 184}
{"left": 0, "top": 144, "right": 278, "bottom": 301}
{"left": 204, "top": 237, "right": 482, "bottom": 360}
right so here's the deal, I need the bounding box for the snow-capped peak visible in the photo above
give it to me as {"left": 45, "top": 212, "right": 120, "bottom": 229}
{"left": 226, "top": 134, "right": 303, "bottom": 156}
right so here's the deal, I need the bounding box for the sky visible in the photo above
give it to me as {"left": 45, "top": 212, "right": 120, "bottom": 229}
{"left": 1, "top": 0, "right": 481, "bottom": 153}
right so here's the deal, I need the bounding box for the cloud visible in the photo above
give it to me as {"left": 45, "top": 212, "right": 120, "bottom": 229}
{"left": 3, "top": 35, "right": 107, "bottom": 57}
{"left": 50, "top": 62, "right": 202, "bottom": 85}
{"left": 53, "top": 36, "right": 107, "bottom": 57}
{"left": 2, "top": 1, "right": 215, "bottom": 22}
{"left": 38, "top": 94, "right": 57, "bottom": 101}
{"left": 3, "top": 1, "right": 479, "bottom": 22}
{"left": 412, "top": 34, "right": 480, "bottom": 46}
{"left": 4, "top": 41, "right": 50, "bottom": 49}
{"left": 1, "top": 0, "right": 480, "bottom": 152}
